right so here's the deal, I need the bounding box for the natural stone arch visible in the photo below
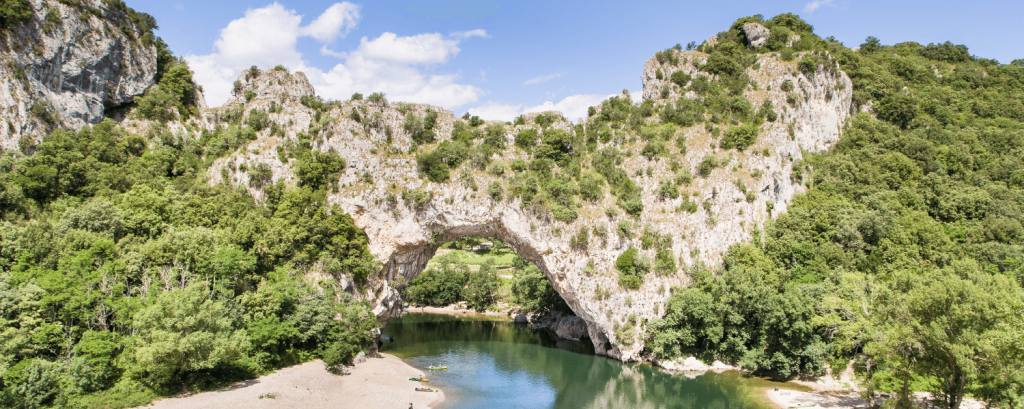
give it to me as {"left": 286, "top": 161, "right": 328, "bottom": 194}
{"left": 366, "top": 217, "right": 620, "bottom": 357}
{"left": 204, "top": 58, "right": 855, "bottom": 361}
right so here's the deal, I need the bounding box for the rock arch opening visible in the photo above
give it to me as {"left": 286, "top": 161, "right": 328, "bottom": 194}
{"left": 370, "top": 222, "right": 617, "bottom": 357}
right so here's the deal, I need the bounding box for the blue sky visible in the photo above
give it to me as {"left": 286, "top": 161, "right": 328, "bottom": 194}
{"left": 129, "top": 0, "right": 1022, "bottom": 121}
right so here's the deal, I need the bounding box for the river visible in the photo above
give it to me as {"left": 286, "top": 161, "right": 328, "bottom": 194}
{"left": 382, "top": 312, "right": 792, "bottom": 409}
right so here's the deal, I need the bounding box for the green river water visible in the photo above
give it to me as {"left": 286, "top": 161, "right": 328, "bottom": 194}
{"left": 382, "top": 313, "right": 794, "bottom": 409}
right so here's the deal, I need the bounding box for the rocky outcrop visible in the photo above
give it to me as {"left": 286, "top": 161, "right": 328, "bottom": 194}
{"left": 198, "top": 53, "right": 853, "bottom": 362}
{"left": 742, "top": 22, "right": 771, "bottom": 47}
{"left": 530, "top": 311, "right": 590, "bottom": 342}
{"left": 0, "top": 0, "right": 159, "bottom": 150}
{"left": 653, "top": 356, "right": 738, "bottom": 373}
{"left": 6, "top": 11, "right": 852, "bottom": 361}
{"left": 222, "top": 68, "right": 317, "bottom": 106}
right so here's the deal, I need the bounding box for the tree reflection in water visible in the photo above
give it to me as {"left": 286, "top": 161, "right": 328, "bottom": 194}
{"left": 383, "top": 314, "right": 773, "bottom": 409}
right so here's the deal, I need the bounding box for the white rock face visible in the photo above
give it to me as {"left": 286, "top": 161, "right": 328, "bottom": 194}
{"left": 742, "top": 22, "right": 771, "bottom": 47}
{"left": 0, "top": 0, "right": 159, "bottom": 150}
{"left": 203, "top": 57, "right": 852, "bottom": 362}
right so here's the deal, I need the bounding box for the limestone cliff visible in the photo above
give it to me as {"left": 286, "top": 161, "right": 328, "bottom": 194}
{"left": 0, "top": 8, "right": 853, "bottom": 359}
{"left": 0, "top": 0, "right": 159, "bottom": 150}
{"left": 199, "top": 55, "right": 851, "bottom": 361}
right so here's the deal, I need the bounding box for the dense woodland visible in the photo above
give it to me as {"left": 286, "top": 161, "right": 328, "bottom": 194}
{"left": 643, "top": 14, "right": 1024, "bottom": 409}
{"left": 0, "top": 2, "right": 1022, "bottom": 408}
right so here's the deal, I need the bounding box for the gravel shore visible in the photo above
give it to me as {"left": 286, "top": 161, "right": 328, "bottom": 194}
{"left": 143, "top": 354, "right": 444, "bottom": 409}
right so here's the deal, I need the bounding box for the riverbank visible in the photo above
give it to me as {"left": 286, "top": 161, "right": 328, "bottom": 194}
{"left": 142, "top": 354, "right": 444, "bottom": 409}
{"left": 405, "top": 304, "right": 512, "bottom": 319}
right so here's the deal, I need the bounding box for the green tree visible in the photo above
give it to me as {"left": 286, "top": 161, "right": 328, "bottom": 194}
{"left": 130, "top": 283, "right": 249, "bottom": 386}
{"left": 464, "top": 261, "right": 500, "bottom": 311}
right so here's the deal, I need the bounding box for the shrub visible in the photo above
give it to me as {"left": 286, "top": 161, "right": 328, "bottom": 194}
{"left": 0, "top": 0, "right": 32, "bottom": 31}
{"left": 655, "top": 249, "right": 676, "bottom": 275}
{"left": 407, "top": 265, "right": 468, "bottom": 306}
{"left": 780, "top": 80, "right": 794, "bottom": 92}
{"left": 416, "top": 151, "right": 450, "bottom": 182}
{"left": 488, "top": 181, "right": 503, "bottom": 201}
{"left": 698, "top": 155, "right": 719, "bottom": 177}
{"left": 659, "top": 179, "right": 679, "bottom": 199}
{"left": 720, "top": 124, "right": 759, "bottom": 151}
{"left": 616, "top": 248, "right": 649, "bottom": 289}
{"left": 350, "top": 92, "right": 363, "bottom": 100}
{"left": 876, "top": 93, "right": 918, "bottom": 129}
{"left": 249, "top": 163, "right": 273, "bottom": 188}
{"left": 29, "top": 101, "right": 57, "bottom": 126}
{"left": 133, "top": 86, "right": 178, "bottom": 122}
{"left": 511, "top": 264, "right": 569, "bottom": 313}
{"left": 295, "top": 150, "right": 345, "bottom": 190}
{"left": 248, "top": 109, "right": 271, "bottom": 132}
{"left": 464, "top": 262, "right": 501, "bottom": 311}
{"left": 670, "top": 70, "right": 692, "bottom": 87}
{"left": 515, "top": 128, "right": 538, "bottom": 149}
{"left": 403, "top": 188, "right": 433, "bottom": 210}
{"left": 367, "top": 92, "right": 387, "bottom": 105}
{"left": 641, "top": 139, "right": 667, "bottom": 159}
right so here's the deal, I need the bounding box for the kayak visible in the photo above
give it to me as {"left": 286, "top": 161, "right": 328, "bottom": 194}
{"left": 427, "top": 366, "right": 448, "bottom": 370}
{"left": 415, "top": 387, "right": 438, "bottom": 392}
{"left": 789, "top": 404, "right": 817, "bottom": 408}
{"left": 408, "top": 377, "right": 429, "bottom": 382}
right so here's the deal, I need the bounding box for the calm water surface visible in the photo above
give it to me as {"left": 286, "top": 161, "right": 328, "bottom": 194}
{"left": 382, "top": 313, "right": 785, "bottom": 409}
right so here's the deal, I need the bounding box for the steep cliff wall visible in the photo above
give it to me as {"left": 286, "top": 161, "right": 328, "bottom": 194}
{"left": 0, "top": 0, "right": 158, "bottom": 150}
{"left": 201, "top": 58, "right": 852, "bottom": 361}
{"left": 0, "top": 5, "right": 853, "bottom": 359}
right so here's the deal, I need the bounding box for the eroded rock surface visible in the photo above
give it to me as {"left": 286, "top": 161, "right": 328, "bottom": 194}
{"left": 742, "top": 22, "right": 771, "bottom": 47}
{"left": 200, "top": 56, "right": 852, "bottom": 361}
{"left": 0, "top": 0, "right": 159, "bottom": 150}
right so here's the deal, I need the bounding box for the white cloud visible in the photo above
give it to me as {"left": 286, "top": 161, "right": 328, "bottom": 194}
{"left": 468, "top": 93, "right": 611, "bottom": 122}
{"left": 522, "top": 73, "right": 562, "bottom": 85}
{"left": 299, "top": 2, "right": 359, "bottom": 42}
{"left": 186, "top": 2, "right": 485, "bottom": 109}
{"left": 451, "top": 29, "right": 490, "bottom": 39}
{"left": 468, "top": 101, "right": 523, "bottom": 121}
{"left": 804, "top": 0, "right": 833, "bottom": 12}
{"left": 356, "top": 32, "right": 461, "bottom": 65}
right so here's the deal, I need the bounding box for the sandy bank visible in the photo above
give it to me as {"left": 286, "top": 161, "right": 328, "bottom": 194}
{"left": 405, "top": 304, "right": 510, "bottom": 319}
{"left": 143, "top": 354, "right": 444, "bottom": 409}
{"left": 766, "top": 388, "right": 867, "bottom": 409}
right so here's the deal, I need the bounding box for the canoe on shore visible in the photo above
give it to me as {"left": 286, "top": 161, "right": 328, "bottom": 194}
{"left": 415, "top": 387, "right": 438, "bottom": 392}
{"left": 789, "top": 404, "right": 817, "bottom": 408}
{"left": 408, "top": 377, "right": 429, "bottom": 382}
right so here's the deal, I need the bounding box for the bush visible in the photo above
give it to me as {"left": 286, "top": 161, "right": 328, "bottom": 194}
{"left": 616, "top": 247, "right": 649, "bottom": 289}
{"left": 698, "top": 155, "right": 719, "bottom": 177}
{"left": 515, "top": 128, "right": 538, "bottom": 149}
{"left": 295, "top": 151, "right": 345, "bottom": 190}
{"left": 464, "top": 262, "right": 500, "bottom": 310}
{"left": 29, "top": 101, "right": 57, "bottom": 126}
{"left": 247, "top": 109, "right": 271, "bottom": 132}
{"left": 511, "top": 264, "right": 569, "bottom": 313}
{"left": 132, "top": 86, "right": 177, "bottom": 122}
{"left": 876, "top": 93, "right": 918, "bottom": 129}
{"left": 0, "top": 0, "right": 32, "bottom": 31}
{"left": 670, "top": 70, "right": 692, "bottom": 87}
{"left": 488, "top": 181, "right": 503, "bottom": 201}
{"left": 416, "top": 151, "right": 450, "bottom": 183}
{"left": 406, "top": 265, "right": 468, "bottom": 306}
{"left": 641, "top": 139, "right": 667, "bottom": 159}
{"left": 720, "top": 124, "right": 759, "bottom": 151}
{"left": 249, "top": 163, "right": 273, "bottom": 188}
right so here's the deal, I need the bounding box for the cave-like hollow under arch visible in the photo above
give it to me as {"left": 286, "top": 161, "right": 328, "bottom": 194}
{"left": 368, "top": 221, "right": 619, "bottom": 358}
